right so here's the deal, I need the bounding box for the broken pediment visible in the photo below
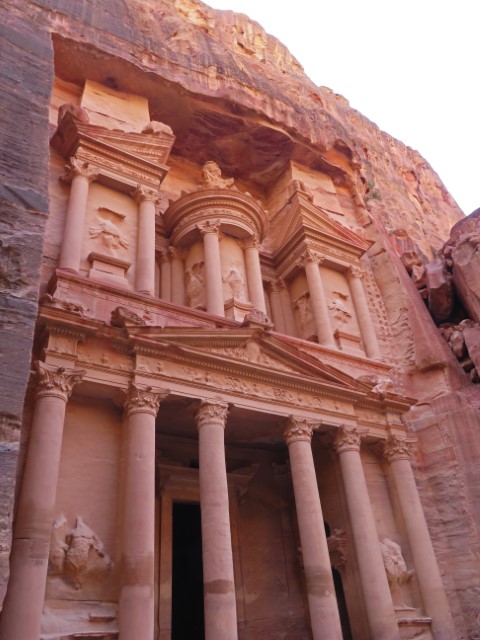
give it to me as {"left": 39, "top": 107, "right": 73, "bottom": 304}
{"left": 271, "top": 190, "right": 371, "bottom": 262}
{"left": 50, "top": 111, "right": 175, "bottom": 191}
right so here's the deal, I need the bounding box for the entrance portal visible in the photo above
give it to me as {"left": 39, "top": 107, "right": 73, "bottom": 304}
{"left": 172, "top": 502, "right": 205, "bottom": 640}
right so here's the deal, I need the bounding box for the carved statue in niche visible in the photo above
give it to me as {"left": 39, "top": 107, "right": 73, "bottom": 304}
{"left": 328, "top": 291, "right": 352, "bottom": 325}
{"left": 380, "top": 537, "right": 413, "bottom": 589}
{"left": 89, "top": 217, "right": 129, "bottom": 255}
{"left": 294, "top": 292, "right": 314, "bottom": 339}
{"left": 186, "top": 261, "right": 206, "bottom": 309}
{"left": 224, "top": 264, "right": 247, "bottom": 301}
{"left": 200, "top": 160, "right": 235, "bottom": 190}
{"left": 49, "top": 515, "right": 113, "bottom": 589}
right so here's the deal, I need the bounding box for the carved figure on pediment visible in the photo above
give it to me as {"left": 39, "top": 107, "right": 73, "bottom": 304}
{"left": 57, "top": 103, "right": 90, "bottom": 125}
{"left": 89, "top": 217, "right": 129, "bottom": 255}
{"left": 328, "top": 529, "right": 348, "bottom": 570}
{"left": 380, "top": 538, "right": 413, "bottom": 589}
{"left": 328, "top": 292, "right": 352, "bottom": 325}
{"left": 49, "top": 515, "right": 112, "bottom": 590}
{"left": 186, "top": 261, "right": 206, "bottom": 309}
{"left": 224, "top": 265, "right": 247, "bottom": 301}
{"left": 200, "top": 161, "right": 235, "bottom": 190}
{"left": 287, "top": 179, "right": 314, "bottom": 202}
{"left": 142, "top": 120, "right": 174, "bottom": 136}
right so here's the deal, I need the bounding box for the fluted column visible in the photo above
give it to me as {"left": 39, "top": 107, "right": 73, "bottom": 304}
{"left": 347, "top": 266, "right": 381, "bottom": 359}
{"left": 198, "top": 221, "right": 225, "bottom": 317}
{"left": 159, "top": 250, "right": 172, "bottom": 302}
{"left": 384, "top": 436, "right": 456, "bottom": 639}
{"left": 119, "top": 384, "right": 168, "bottom": 640}
{"left": 301, "top": 250, "right": 335, "bottom": 347}
{"left": 269, "top": 280, "right": 286, "bottom": 333}
{"left": 284, "top": 418, "right": 342, "bottom": 640}
{"left": 169, "top": 247, "right": 186, "bottom": 306}
{"left": 195, "top": 401, "right": 237, "bottom": 640}
{"left": 59, "top": 157, "right": 98, "bottom": 272}
{"left": 0, "top": 363, "right": 84, "bottom": 640}
{"left": 133, "top": 186, "right": 159, "bottom": 296}
{"left": 243, "top": 236, "right": 267, "bottom": 314}
{"left": 333, "top": 425, "right": 400, "bottom": 640}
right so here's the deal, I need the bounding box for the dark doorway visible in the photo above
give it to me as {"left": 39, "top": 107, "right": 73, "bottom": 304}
{"left": 172, "top": 502, "right": 205, "bottom": 640}
{"left": 333, "top": 567, "right": 353, "bottom": 640}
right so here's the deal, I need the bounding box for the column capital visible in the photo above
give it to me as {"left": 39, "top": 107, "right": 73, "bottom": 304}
{"left": 35, "top": 361, "right": 85, "bottom": 402}
{"left": 195, "top": 400, "right": 229, "bottom": 429}
{"left": 132, "top": 185, "right": 160, "bottom": 204}
{"left": 197, "top": 219, "right": 222, "bottom": 237}
{"left": 241, "top": 234, "right": 261, "bottom": 250}
{"left": 168, "top": 246, "right": 186, "bottom": 261}
{"left": 125, "top": 384, "right": 169, "bottom": 417}
{"left": 332, "top": 424, "right": 363, "bottom": 454}
{"left": 284, "top": 416, "right": 317, "bottom": 445}
{"left": 383, "top": 434, "right": 416, "bottom": 462}
{"left": 347, "top": 265, "right": 364, "bottom": 279}
{"left": 297, "top": 247, "right": 324, "bottom": 268}
{"left": 270, "top": 278, "right": 287, "bottom": 293}
{"left": 61, "top": 157, "right": 99, "bottom": 184}
{"left": 159, "top": 248, "right": 170, "bottom": 263}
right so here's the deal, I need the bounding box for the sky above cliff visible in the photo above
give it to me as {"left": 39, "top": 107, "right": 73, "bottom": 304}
{"left": 205, "top": 0, "right": 478, "bottom": 216}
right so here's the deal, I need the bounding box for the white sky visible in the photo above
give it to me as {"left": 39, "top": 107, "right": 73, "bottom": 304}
{"left": 204, "top": 0, "right": 479, "bottom": 215}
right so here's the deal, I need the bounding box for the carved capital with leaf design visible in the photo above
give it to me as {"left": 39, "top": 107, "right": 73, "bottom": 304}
{"left": 125, "top": 384, "right": 169, "bottom": 417}
{"left": 284, "top": 416, "right": 317, "bottom": 445}
{"left": 383, "top": 435, "right": 416, "bottom": 462}
{"left": 270, "top": 278, "right": 287, "bottom": 293}
{"left": 132, "top": 185, "right": 160, "bottom": 204}
{"left": 197, "top": 219, "right": 222, "bottom": 237}
{"left": 241, "top": 234, "right": 261, "bottom": 250}
{"left": 195, "top": 400, "right": 229, "bottom": 429}
{"left": 297, "top": 248, "right": 324, "bottom": 269}
{"left": 347, "top": 265, "right": 364, "bottom": 279}
{"left": 61, "top": 157, "right": 99, "bottom": 184}
{"left": 333, "top": 424, "right": 363, "bottom": 454}
{"left": 35, "top": 361, "right": 85, "bottom": 402}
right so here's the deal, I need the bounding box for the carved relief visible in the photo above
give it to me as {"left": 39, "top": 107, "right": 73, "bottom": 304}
{"left": 328, "top": 529, "right": 348, "bottom": 570}
{"left": 380, "top": 537, "right": 414, "bottom": 589}
{"left": 294, "top": 292, "right": 314, "bottom": 339}
{"left": 284, "top": 416, "right": 316, "bottom": 445}
{"left": 61, "top": 157, "right": 99, "bottom": 184}
{"left": 110, "top": 306, "right": 146, "bottom": 327}
{"left": 223, "top": 264, "right": 247, "bottom": 301}
{"left": 200, "top": 161, "right": 235, "bottom": 190}
{"left": 35, "top": 362, "right": 85, "bottom": 402}
{"left": 383, "top": 435, "right": 416, "bottom": 462}
{"left": 125, "top": 384, "right": 168, "bottom": 417}
{"left": 328, "top": 292, "right": 352, "bottom": 325}
{"left": 142, "top": 120, "right": 174, "bottom": 136}
{"left": 49, "top": 515, "right": 112, "bottom": 590}
{"left": 195, "top": 400, "right": 229, "bottom": 428}
{"left": 57, "top": 103, "right": 90, "bottom": 125}
{"left": 332, "top": 424, "right": 362, "bottom": 454}
{"left": 89, "top": 217, "right": 129, "bottom": 256}
{"left": 185, "top": 261, "right": 206, "bottom": 309}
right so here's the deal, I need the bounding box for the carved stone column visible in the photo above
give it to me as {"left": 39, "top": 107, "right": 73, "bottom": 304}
{"left": 169, "top": 247, "right": 186, "bottom": 306}
{"left": 195, "top": 401, "right": 238, "bottom": 640}
{"left": 347, "top": 266, "right": 381, "bottom": 359}
{"left": 243, "top": 236, "right": 267, "bottom": 314}
{"left": 301, "top": 250, "right": 335, "bottom": 347}
{"left": 159, "top": 249, "right": 172, "bottom": 302}
{"left": 119, "top": 384, "right": 168, "bottom": 640}
{"left": 384, "top": 436, "right": 456, "bottom": 639}
{"left": 333, "top": 425, "right": 400, "bottom": 640}
{"left": 198, "top": 221, "right": 225, "bottom": 317}
{"left": 59, "top": 157, "right": 98, "bottom": 272}
{"left": 133, "top": 186, "right": 158, "bottom": 296}
{"left": 269, "top": 280, "right": 286, "bottom": 333}
{"left": 284, "top": 418, "right": 342, "bottom": 640}
{"left": 0, "top": 363, "right": 84, "bottom": 640}
{"left": 279, "top": 281, "right": 297, "bottom": 336}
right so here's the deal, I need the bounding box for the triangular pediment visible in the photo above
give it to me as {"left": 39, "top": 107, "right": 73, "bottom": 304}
{"left": 127, "top": 325, "right": 372, "bottom": 396}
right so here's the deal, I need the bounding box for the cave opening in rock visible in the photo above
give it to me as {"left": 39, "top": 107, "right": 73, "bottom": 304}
{"left": 172, "top": 502, "right": 205, "bottom": 640}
